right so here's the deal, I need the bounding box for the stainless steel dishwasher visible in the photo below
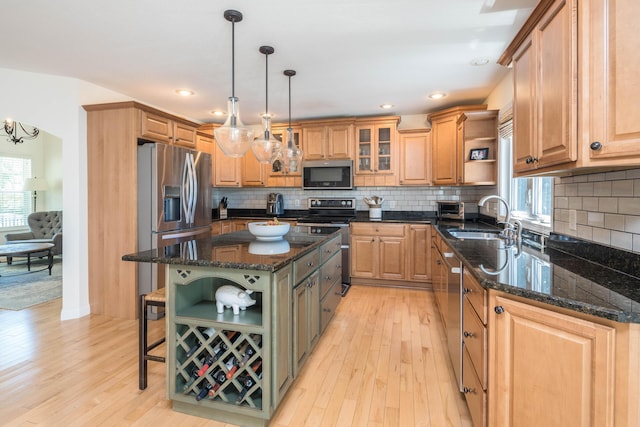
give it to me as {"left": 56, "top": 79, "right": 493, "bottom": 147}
{"left": 443, "top": 247, "right": 463, "bottom": 391}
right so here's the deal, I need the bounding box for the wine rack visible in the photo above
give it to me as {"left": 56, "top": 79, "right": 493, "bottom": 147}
{"left": 176, "top": 324, "right": 264, "bottom": 408}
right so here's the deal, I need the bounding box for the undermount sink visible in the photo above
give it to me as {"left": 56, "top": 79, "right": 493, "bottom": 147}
{"left": 447, "top": 229, "right": 503, "bottom": 240}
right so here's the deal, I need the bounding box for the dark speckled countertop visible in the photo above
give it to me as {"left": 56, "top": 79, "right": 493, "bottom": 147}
{"left": 435, "top": 222, "right": 640, "bottom": 323}
{"left": 122, "top": 227, "right": 340, "bottom": 272}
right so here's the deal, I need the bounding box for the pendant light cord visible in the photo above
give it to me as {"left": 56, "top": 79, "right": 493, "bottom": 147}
{"left": 231, "top": 20, "right": 235, "bottom": 99}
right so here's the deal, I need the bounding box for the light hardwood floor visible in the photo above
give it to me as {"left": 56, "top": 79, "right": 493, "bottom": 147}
{"left": 0, "top": 285, "right": 471, "bottom": 426}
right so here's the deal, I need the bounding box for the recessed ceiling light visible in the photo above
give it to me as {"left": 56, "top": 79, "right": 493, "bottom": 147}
{"left": 176, "top": 89, "right": 194, "bottom": 96}
{"left": 428, "top": 92, "right": 446, "bottom": 100}
{"left": 380, "top": 104, "right": 394, "bottom": 110}
{"left": 211, "top": 110, "right": 226, "bottom": 116}
{"left": 471, "top": 58, "right": 490, "bottom": 66}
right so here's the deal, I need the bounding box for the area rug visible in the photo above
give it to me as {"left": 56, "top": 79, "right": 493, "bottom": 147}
{"left": 0, "top": 258, "right": 62, "bottom": 310}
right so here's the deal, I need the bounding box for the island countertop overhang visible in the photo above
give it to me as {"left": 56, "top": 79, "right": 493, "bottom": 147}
{"left": 122, "top": 227, "right": 341, "bottom": 272}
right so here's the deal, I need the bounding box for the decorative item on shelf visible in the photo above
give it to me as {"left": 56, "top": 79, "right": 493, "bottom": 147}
{"left": 280, "top": 69, "right": 303, "bottom": 174}
{"left": 214, "top": 10, "right": 255, "bottom": 158}
{"left": 23, "top": 177, "right": 48, "bottom": 212}
{"left": 251, "top": 46, "right": 282, "bottom": 164}
{"left": 247, "top": 220, "right": 290, "bottom": 241}
{"left": 364, "top": 196, "right": 384, "bottom": 220}
{"left": 2, "top": 118, "right": 39, "bottom": 144}
{"left": 469, "top": 147, "right": 489, "bottom": 160}
{"left": 215, "top": 285, "right": 256, "bottom": 315}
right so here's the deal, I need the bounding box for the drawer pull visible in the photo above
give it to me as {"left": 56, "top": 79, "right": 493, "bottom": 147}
{"left": 494, "top": 305, "right": 505, "bottom": 314}
{"left": 463, "top": 287, "right": 472, "bottom": 294}
{"left": 307, "top": 261, "right": 314, "bottom": 267}
{"left": 463, "top": 331, "right": 475, "bottom": 338}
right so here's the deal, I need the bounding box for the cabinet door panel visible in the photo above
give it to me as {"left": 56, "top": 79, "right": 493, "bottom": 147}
{"left": 536, "top": 0, "right": 577, "bottom": 168}
{"left": 491, "top": 294, "right": 615, "bottom": 427}
{"left": 302, "top": 126, "right": 327, "bottom": 160}
{"left": 327, "top": 124, "right": 352, "bottom": 159}
{"left": 584, "top": 0, "right": 640, "bottom": 163}
{"left": 379, "top": 237, "right": 405, "bottom": 280}
{"left": 513, "top": 38, "right": 537, "bottom": 173}
{"left": 432, "top": 116, "right": 458, "bottom": 184}
{"left": 351, "top": 235, "right": 377, "bottom": 278}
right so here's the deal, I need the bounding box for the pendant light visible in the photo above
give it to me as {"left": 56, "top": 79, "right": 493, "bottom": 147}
{"left": 251, "top": 45, "right": 282, "bottom": 164}
{"left": 280, "top": 69, "right": 303, "bottom": 173}
{"left": 214, "top": 9, "right": 254, "bottom": 158}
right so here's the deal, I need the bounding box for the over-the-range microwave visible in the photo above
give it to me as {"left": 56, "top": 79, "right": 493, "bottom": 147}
{"left": 302, "top": 159, "right": 353, "bottom": 190}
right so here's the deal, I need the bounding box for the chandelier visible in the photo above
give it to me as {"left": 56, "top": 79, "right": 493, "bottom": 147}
{"left": 251, "top": 45, "right": 282, "bottom": 164}
{"left": 213, "top": 10, "right": 254, "bottom": 157}
{"left": 2, "top": 119, "right": 39, "bottom": 144}
{"left": 280, "top": 70, "right": 303, "bottom": 173}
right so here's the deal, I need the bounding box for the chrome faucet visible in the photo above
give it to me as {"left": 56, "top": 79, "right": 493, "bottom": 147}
{"left": 478, "top": 195, "right": 522, "bottom": 244}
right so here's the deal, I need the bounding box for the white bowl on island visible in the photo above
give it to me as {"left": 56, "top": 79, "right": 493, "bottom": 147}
{"left": 248, "top": 221, "right": 290, "bottom": 241}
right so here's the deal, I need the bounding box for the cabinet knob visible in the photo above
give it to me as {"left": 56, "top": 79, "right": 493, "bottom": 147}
{"left": 463, "top": 386, "right": 475, "bottom": 394}
{"left": 307, "top": 261, "right": 314, "bottom": 267}
{"left": 494, "top": 305, "right": 505, "bottom": 314}
{"left": 463, "top": 287, "right": 472, "bottom": 294}
{"left": 463, "top": 331, "right": 474, "bottom": 338}
{"left": 590, "top": 141, "right": 603, "bottom": 151}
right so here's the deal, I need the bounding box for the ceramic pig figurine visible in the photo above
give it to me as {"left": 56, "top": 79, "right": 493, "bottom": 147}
{"left": 215, "top": 285, "right": 256, "bottom": 315}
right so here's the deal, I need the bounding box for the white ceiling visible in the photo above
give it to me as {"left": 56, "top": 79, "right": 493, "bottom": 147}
{"left": 1, "top": 0, "right": 535, "bottom": 125}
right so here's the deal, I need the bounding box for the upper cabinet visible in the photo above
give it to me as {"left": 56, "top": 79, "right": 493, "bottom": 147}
{"left": 301, "top": 119, "right": 354, "bottom": 160}
{"left": 500, "top": 0, "right": 640, "bottom": 175}
{"left": 398, "top": 128, "right": 431, "bottom": 186}
{"left": 428, "top": 105, "right": 490, "bottom": 186}
{"left": 354, "top": 117, "right": 399, "bottom": 187}
{"left": 140, "top": 109, "right": 197, "bottom": 148}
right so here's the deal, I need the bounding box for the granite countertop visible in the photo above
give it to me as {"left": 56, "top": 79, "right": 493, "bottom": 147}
{"left": 435, "top": 222, "right": 640, "bottom": 323}
{"left": 213, "top": 208, "right": 437, "bottom": 224}
{"left": 122, "top": 227, "right": 340, "bottom": 272}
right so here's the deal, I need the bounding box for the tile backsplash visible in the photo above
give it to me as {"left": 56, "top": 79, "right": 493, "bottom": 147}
{"left": 554, "top": 168, "right": 640, "bottom": 254}
{"left": 213, "top": 186, "right": 496, "bottom": 213}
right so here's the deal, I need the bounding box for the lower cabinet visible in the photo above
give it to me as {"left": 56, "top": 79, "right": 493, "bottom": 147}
{"left": 293, "top": 271, "right": 319, "bottom": 376}
{"left": 351, "top": 222, "right": 407, "bottom": 282}
{"left": 489, "top": 292, "right": 616, "bottom": 427}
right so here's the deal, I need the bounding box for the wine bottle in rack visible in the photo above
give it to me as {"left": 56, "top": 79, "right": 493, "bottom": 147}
{"left": 208, "top": 368, "right": 228, "bottom": 397}
{"left": 197, "top": 352, "right": 215, "bottom": 377}
{"left": 235, "top": 360, "right": 263, "bottom": 404}
{"left": 239, "top": 334, "right": 262, "bottom": 367}
{"left": 225, "top": 356, "right": 240, "bottom": 379}
{"left": 196, "top": 380, "right": 213, "bottom": 401}
{"left": 185, "top": 327, "right": 216, "bottom": 358}
{"left": 182, "top": 366, "right": 201, "bottom": 393}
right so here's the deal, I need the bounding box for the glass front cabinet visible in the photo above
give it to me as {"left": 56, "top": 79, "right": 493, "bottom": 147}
{"left": 354, "top": 117, "right": 399, "bottom": 186}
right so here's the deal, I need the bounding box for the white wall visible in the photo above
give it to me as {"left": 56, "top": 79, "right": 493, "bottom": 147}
{"left": 0, "top": 68, "right": 131, "bottom": 320}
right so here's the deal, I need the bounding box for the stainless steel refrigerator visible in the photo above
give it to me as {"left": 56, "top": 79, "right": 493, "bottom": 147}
{"left": 137, "top": 142, "right": 212, "bottom": 313}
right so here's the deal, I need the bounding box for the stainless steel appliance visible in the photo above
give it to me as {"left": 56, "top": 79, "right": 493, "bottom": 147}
{"left": 297, "top": 197, "right": 355, "bottom": 294}
{"left": 443, "top": 249, "right": 463, "bottom": 391}
{"left": 437, "top": 200, "right": 465, "bottom": 220}
{"left": 302, "top": 159, "right": 353, "bottom": 190}
{"left": 266, "top": 192, "right": 284, "bottom": 216}
{"left": 137, "top": 142, "right": 212, "bottom": 315}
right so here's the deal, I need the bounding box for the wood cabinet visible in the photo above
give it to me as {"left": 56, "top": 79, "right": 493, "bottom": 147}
{"left": 489, "top": 292, "right": 616, "bottom": 427}
{"left": 272, "top": 264, "right": 294, "bottom": 406}
{"left": 354, "top": 117, "right": 399, "bottom": 186}
{"left": 457, "top": 111, "right": 498, "bottom": 185}
{"left": 301, "top": 119, "right": 354, "bottom": 160}
{"left": 140, "top": 109, "right": 197, "bottom": 148}
{"left": 431, "top": 229, "right": 447, "bottom": 329}
{"left": 398, "top": 129, "right": 431, "bottom": 186}
{"left": 350, "top": 222, "right": 406, "bottom": 281}
{"left": 242, "top": 151, "right": 268, "bottom": 187}
{"left": 293, "top": 263, "right": 320, "bottom": 376}
{"left": 500, "top": 0, "right": 640, "bottom": 175}
{"left": 84, "top": 101, "right": 201, "bottom": 320}
{"left": 407, "top": 224, "right": 431, "bottom": 283}
{"left": 428, "top": 105, "right": 488, "bottom": 185}
{"left": 196, "top": 131, "right": 215, "bottom": 186}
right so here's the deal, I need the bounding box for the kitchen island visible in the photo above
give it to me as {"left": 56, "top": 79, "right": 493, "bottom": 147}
{"left": 123, "top": 226, "right": 343, "bottom": 427}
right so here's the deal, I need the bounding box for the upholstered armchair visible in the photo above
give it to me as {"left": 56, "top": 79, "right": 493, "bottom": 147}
{"left": 5, "top": 211, "right": 63, "bottom": 262}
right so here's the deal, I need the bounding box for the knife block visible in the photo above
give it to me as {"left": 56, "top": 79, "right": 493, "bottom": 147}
{"left": 218, "top": 202, "right": 228, "bottom": 219}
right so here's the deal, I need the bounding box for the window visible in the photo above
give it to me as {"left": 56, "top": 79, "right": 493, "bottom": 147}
{"left": 498, "top": 114, "right": 552, "bottom": 231}
{"left": 0, "top": 155, "right": 32, "bottom": 228}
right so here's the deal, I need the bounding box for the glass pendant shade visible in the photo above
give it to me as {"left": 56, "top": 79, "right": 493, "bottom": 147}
{"left": 251, "top": 115, "right": 282, "bottom": 164}
{"left": 281, "top": 128, "right": 303, "bottom": 173}
{"left": 214, "top": 97, "right": 254, "bottom": 157}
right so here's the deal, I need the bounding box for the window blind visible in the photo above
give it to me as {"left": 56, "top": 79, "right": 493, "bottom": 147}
{"left": 0, "top": 155, "right": 32, "bottom": 228}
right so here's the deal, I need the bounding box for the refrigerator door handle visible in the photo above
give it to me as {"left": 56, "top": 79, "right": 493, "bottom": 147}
{"left": 181, "top": 152, "right": 197, "bottom": 224}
